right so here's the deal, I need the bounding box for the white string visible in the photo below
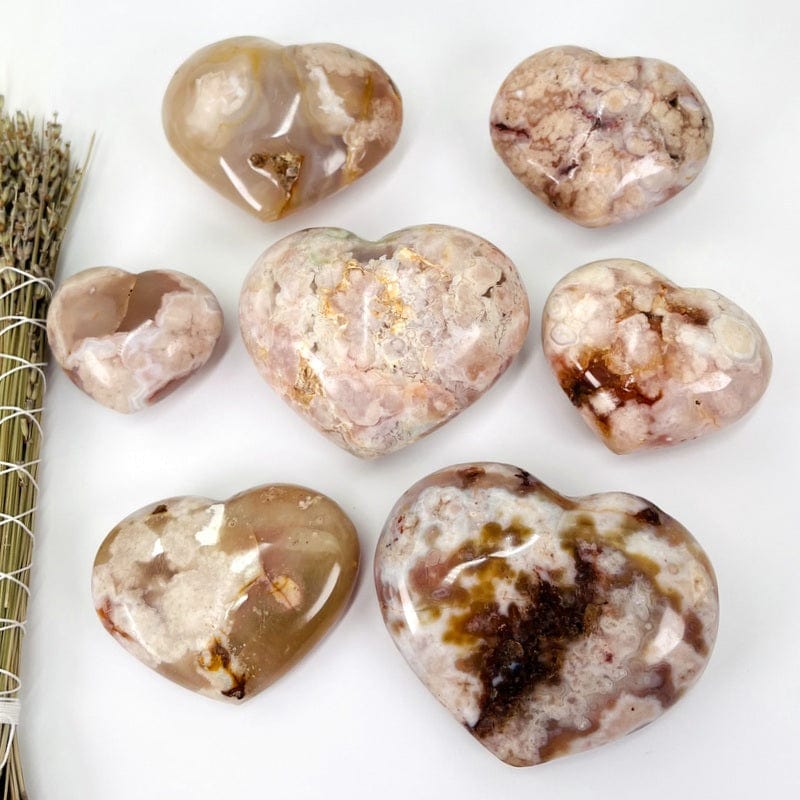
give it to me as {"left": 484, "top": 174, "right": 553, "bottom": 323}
{"left": 0, "top": 267, "right": 52, "bottom": 768}
{"left": 0, "top": 267, "right": 54, "bottom": 301}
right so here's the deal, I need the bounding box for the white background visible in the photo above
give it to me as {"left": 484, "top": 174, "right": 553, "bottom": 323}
{"left": 2, "top": 0, "right": 798, "bottom": 797}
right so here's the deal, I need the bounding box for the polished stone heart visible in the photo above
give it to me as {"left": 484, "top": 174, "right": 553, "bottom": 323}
{"left": 374, "top": 463, "right": 719, "bottom": 766}
{"left": 163, "top": 37, "right": 402, "bottom": 221}
{"left": 239, "top": 225, "right": 530, "bottom": 458}
{"left": 92, "top": 485, "right": 359, "bottom": 702}
{"left": 490, "top": 46, "right": 713, "bottom": 227}
{"left": 47, "top": 267, "right": 223, "bottom": 413}
{"left": 542, "top": 259, "right": 772, "bottom": 453}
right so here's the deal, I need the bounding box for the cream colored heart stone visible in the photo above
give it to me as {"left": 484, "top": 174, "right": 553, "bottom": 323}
{"left": 542, "top": 259, "right": 772, "bottom": 453}
{"left": 239, "top": 225, "right": 530, "bottom": 458}
{"left": 47, "top": 267, "right": 223, "bottom": 413}
{"left": 490, "top": 46, "right": 713, "bottom": 227}
{"left": 163, "top": 37, "right": 403, "bottom": 221}
{"left": 375, "top": 463, "right": 719, "bottom": 766}
{"left": 92, "top": 484, "right": 360, "bottom": 702}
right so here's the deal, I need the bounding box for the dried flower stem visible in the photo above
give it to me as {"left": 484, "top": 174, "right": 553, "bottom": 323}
{"left": 0, "top": 97, "right": 86, "bottom": 800}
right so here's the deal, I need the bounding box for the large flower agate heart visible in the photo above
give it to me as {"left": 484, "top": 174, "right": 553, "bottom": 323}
{"left": 163, "top": 37, "right": 402, "bottom": 220}
{"left": 92, "top": 485, "right": 359, "bottom": 702}
{"left": 542, "top": 259, "right": 772, "bottom": 453}
{"left": 490, "top": 47, "right": 713, "bottom": 227}
{"left": 239, "top": 225, "right": 530, "bottom": 458}
{"left": 375, "top": 463, "right": 718, "bottom": 766}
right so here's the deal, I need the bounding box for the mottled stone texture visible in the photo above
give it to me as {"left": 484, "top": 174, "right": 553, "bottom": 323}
{"left": 542, "top": 259, "right": 771, "bottom": 453}
{"left": 375, "top": 463, "right": 718, "bottom": 766}
{"left": 490, "top": 46, "right": 713, "bottom": 227}
{"left": 240, "top": 225, "right": 530, "bottom": 458}
{"left": 47, "top": 267, "right": 223, "bottom": 413}
{"left": 163, "top": 37, "right": 402, "bottom": 221}
{"left": 93, "top": 485, "right": 359, "bottom": 702}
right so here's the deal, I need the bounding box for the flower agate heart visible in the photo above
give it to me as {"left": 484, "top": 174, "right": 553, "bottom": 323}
{"left": 163, "top": 37, "right": 402, "bottom": 220}
{"left": 47, "top": 267, "right": 223, "bottom": 413}
{"left": 239, "top": 225, "right": 530, "bottom": 458}
{"left": 92, "top": 485, "right": 359, "bottom": 702}
{"left": 374, "top": 463, "right": 719, "bottom": 766}
{"left": 542, "top": 259, "right": 772, "bottom": 453}
{"left": 490, "top": 46, "right": 713, "bottom": 227}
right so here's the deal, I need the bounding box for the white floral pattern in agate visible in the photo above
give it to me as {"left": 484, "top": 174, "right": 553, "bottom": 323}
{"left": 375, "top": 463, "right": 719, "bottom": 766}
{"left": 542, "top": 259, "right": 771, "bottom": 453}
{"left": 239, "top": 225, "right": 530, "bottom": 458}
{"left": 163, "top": 37, "right": 403, "bottom": 221}
{"left": 490, "top": 46, "right": 713, "bottom": 227}
{"left": 47, "top": 267, "right": 223, "bottom": 413}
{"left": 92, "top": 485, "right": 360, "bottom": 702}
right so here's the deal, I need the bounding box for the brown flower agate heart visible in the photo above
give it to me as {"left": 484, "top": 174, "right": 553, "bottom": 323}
{"left": 92, "top": 485, "right": 359, "bottom": 702}
{"left": 490, "top": 46, "right": 713, "bottom": 227}
{"left": 239, "top": 225, "right": 530, "bottom": 458}
{"left": 47, "top": 267, "right": 223, "bottom": 413}
{"left": 375, "top": 463, "right": 719, "bottom": 766}
{"left": 162, "top": 37, "right": 403, "bottom": 221}
{"left": 542, "top": 259, "right": 772, "bottom": 453}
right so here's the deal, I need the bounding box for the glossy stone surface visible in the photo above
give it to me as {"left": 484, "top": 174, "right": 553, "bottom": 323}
{"left": 239, "top": 225, "right": 530, "bottom": 458}
{"left": 542, "top": 259, "right": 771, "bottom": 453}
{"left": 47, "top": 267, "right": 223, "bottom": 413}
{"left": 375, "top": 463, "right": 718, "bottom": 767}
{"left": 490, "top": 46, "right": 713, "bottom": 227}
{"left": 163, "top": 37, "right": 402, "bottom": 221}
{"left": 92, "top": 485, "right": 359, "bottom": 702}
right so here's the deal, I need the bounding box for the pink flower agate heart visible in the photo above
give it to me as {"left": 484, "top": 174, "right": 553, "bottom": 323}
{"left": 542, "top": 259, "right": 772, "bottom": 453}
{"left": 163, "top": 37, "right": 402, "bottom": 220}
{"left": 490, "top": 46, "right": 713, "bottom": 227}
{"left": 93, "top": 484, "right": 359, "bottom": 702}
{"left": 375, "top": 463, "right": 719, "bottom": 766}
{"left": 239, "top": 225, "right": 530, "bottom": 458}
{"left": 47, "top": 267, "right": 223, "bottom": 413}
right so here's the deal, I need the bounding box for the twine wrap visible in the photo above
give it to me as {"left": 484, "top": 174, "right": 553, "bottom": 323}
{"left": 0, "top": 264, "right": 52, "bottom": 773}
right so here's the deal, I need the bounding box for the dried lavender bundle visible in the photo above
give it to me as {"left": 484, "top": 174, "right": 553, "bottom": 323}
{"left": 0, "top": 97, "right": 86, "bottom": 800}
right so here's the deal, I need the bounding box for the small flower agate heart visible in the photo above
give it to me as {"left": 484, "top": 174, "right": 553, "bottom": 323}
{"left": 162, "top": 37, "right": 402, "bottom": 221}
{"left": 239, "top": 225, "right": 530, "bottom": 458}
{"left": 375, "top": 463, "right": 719, "bottom": 766}
{"left": 47, "top": 267, "right": 223, "bottom": 413}
{"left": 542, "top": 259, "right": 772, "bottom": 453}
{"left": 490, "top": 46, "right": 713, "bottom": 227}
{"left": 92, "top": 485, "right": 359, "bottom": 702}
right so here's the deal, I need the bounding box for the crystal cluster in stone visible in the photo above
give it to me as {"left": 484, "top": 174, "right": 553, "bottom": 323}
{"left": 542, "top": 259, "right": 771, "bottom": 453}
{"left": 375, "top": 463, "right": 719, "bottom": 766}
{"left": 239, "top": 225, "right": 530, "bottom": 458}
{"left": 490, "top": 46, "right": 713, "bottom": 227}
{"left": 47, "top": 267, "right": 223, "bottom": 413}
{"left": 92, "top": 484, "right": 359, "bottom": 702}
{"left": 163, "top": 37, "right": 402, "bottom": 221}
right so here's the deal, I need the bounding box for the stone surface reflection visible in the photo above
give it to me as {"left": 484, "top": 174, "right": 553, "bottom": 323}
{"left": 375, "top": 463, "right": 719, "bottom": 766}
{"left": 239, "top": 225, "right": 530, "bottom": 458}
{"left": 93, "top": 485, "right": 360, "bottom": 702}
{"left": 490, "top": 47, "right": 712, "bottom": 227}
{"left": 163, "top": 37, "right": 402, "bottom": 220}
{"left": 542, "top": 259, "right": 771, "bottom": 453}
{"left": 47, "top": 267, "right": 223, "bottom": 413}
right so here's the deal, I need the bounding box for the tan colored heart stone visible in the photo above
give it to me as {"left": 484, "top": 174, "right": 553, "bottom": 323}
{"left": 47, "top": 267, "right": 223, "bottom": 413}
{"left": 163, "top": 37, "right": 402, "bottom": 221}
{"left": 92, "top": 485, "right": 359, "bottom": 702}
{"left": 375, "top": 463, "right": 719, "bottom": 766}
{"left": 239, "top": 225, "right": 530, "bottom": 458}
{"left": 542, "top": 259, "right": 772, "bottom": 453}
{"left": 490, "top": 46, "right": 713, "bottom": 227}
